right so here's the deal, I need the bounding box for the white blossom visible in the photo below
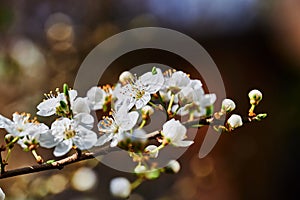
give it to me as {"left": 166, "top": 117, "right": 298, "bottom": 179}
{"left": 110, "top": 177, "right": 131, "bottom": 198}
{"left": 95, "top": 104, "right": 139, "bottom": 147}
{"left": 115, "top": 68, "right": 164, "bottom": 109}
{"left": 0, "top": 113, "right": 48, "bottom": 138}
{"left": 221, "top": 99, "right": 236, "bottom": 113}
{"left": 227, "top": 114, "right": 243, "bottom": 129}
{"left": 145, "top": 145, "right": 159, "bottom": 158}
{"left": 141, "top": 105, "right": 154, "bottom": 116}
{"left": 17, "top": 123, "right": 49, "bottom": 150}
{"left": 159, "top": 70, "right": 192, "bottom": 103}
{"left": 37, "top": 89, "right": 77, "bottom": 116}
{"left": 173, "top": 80, "right": 216, "bottom": 117}
{"left": 162, "top": 119, "right": 193, "bottom": 147}
{"left": 39, "top": 113, "right": 97, "bottom": 157}
{"left": 248, "top": 89, "right": 262, "bottom": 105}
{"left": 165, "top": 71, "right": 191, "bottom": 94}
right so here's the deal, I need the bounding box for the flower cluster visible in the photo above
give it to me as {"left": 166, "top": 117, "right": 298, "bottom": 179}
{"left": 0, "top": 67, "right": 267, "bottom": 199}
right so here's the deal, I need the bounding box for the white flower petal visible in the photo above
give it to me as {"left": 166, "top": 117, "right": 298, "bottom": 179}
{"left": 135, "top": 99, "right": 144, "bottom": 110}
{"left": 201, "top": 94, "right": 216, "bottom": 107}
{"left": 168, "top": 71, "right": 190, "bottom": 88}
{"left": 72, "top": 97, "right": 90, "bottom": 114}
{"left": 140, "top": 68, "right": 164, "bottom": 93}
{"left": 74, "top": 113, "right": 94, "bottom": 129}
{"left": 54, "top": 139, "right": 73, "bottom": 157}
{"left": 172, "top": 140, "right": 194, "bottom": 147}
{"left": 110, "top": 135, "right": 119, "bottom": 147}
{"left": 95, "top": 133, "right": 114, "bottom": 146}
{"left": 37, "top": 98, "right": 58, "bottom": 116}
{"left": 118, "top": 111, "right": 139, "bottom": 132}
{"left": 162, "top": 119, "right": 192, "bottom": 147}
{"left": 74, "top": 126, "right": 97, "bottom": 150}
{"left": 39, "top": 131, "right": 61, "bottom": 148}
{"left": 0, "top": 187, "right": 5, "bottom": 200}
{"left": 69, "top": 90, "right": 78, "bottom": 101}
{"left": 0, "top": 114, "right": 12, "bottom": 129}
{"left": 140, "top": 92, "right": 151, "bottom": 107}
{"left": 87, "top": 86, "right": 105, "bottom": 110}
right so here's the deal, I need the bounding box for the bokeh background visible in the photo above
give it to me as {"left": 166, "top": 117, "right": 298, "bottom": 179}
{"left": 0, "top": 0, "right": 299, "bottom": 199}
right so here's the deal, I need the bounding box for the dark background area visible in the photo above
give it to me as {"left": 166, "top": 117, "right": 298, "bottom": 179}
{"left": 0, "top": 0, "right": 299, "bottom": 199}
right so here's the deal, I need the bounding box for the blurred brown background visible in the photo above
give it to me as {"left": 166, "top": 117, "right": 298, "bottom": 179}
{"left": 0, "top": 0, "right": 299, "bottom": 199}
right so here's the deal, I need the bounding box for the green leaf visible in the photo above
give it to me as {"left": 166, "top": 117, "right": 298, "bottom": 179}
{"left": 152, "top": 67, "right": 157, "bottom": 75}
{"left": 46, "top": 160, "right": 55, "bottom": 164}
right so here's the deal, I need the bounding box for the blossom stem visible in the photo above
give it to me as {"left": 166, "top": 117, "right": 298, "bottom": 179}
{"left": 4, "top": 149, "right": 11, "bottom": 163}
{"left": 189, "top": 113, "right": 194, "bottom": 121}
{"left": 150, "top": 143, "right": 165, "bottom": 154}
{"left": 31, "top": 150, "right": 44, "bottom": 164}
{"left": 63, "top": 83, "right": 74, "bottom": 119}
{"left": 139, "top": 120, "right": 146, "bottom": 129}
{"left": 172, "top": 105, "right": 181, "bottom": 117}
{"left": 6, "top": 136, "right": 19, "bottom": 148}
{"left": 167, "top": 94, "right": 175, "bottom": 114}
{"left": 249, "top": 104, "right": 256, "bottom": 116}
{"left": 131, "top": 177, "right": 144, "bottom": 190}
{"left": 156, "top": 92, "right": 169, "bottom": 118}
{"left": 148, "top": 101, "right": 158, "bottom": 109}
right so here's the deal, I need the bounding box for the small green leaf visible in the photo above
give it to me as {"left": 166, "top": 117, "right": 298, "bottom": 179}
{"left": 63, "top": 83, "right": 69, "bottom": 96}
{"left": 255, "top": 113, "right": 267, "bottom": 121}
{"left": 60, "top": 101, "right": 67, "bottom": 109}
{"left": 152, "top": 67, "right": 157, "bottom": 75}
{"left": 46, "top": 160, "right": 55, "bottom": 164}
{"left": 206, "top": 105, "right": 214, "bottom": 116}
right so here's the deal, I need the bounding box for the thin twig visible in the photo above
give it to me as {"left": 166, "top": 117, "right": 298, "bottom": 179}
{"left": 0, "top": 144, "right": 118, "bottom": 179}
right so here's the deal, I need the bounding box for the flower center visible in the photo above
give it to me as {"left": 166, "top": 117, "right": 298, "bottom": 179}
{"left": 64, "top": 129, "right": 76, "bottom": 139}
{"left": 99, "top": 117, "right": 119, "bottom": 133}
{"left": 135, "top": 89, "right": 145, "bottom": 99}
{"left": 17, "top": 127, "right": 24, "bottom": 132}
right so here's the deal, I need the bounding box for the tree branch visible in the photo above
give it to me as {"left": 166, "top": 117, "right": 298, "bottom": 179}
{"left": 0, "top": 144, "right": 118, "bottom": 179}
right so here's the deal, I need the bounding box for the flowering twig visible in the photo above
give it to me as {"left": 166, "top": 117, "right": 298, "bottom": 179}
{"left": 0, "top": 68, "right": 268, "bottom": 199}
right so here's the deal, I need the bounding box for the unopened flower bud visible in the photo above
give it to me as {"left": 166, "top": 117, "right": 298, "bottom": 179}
{"left": 134, "top": 165, "right": 147, "bottom": 174}
{"left": 165, "top": 160, "right": 181, "bottom": 174}
{"left": 119, "top": 71, "right": 134, "bottom": 85}
{"left": 227, "top": 114, "right": 243, "bottom": 129}
{"left": 141, "top": 105, "right": 154, "bottom": 119}
{"left": 63, "top": 83, "right": 69, "bottom": 96}
{"left": 110, "top": 177, "right": 131, "bottom": 198}
{"left": 4, "top": 134, "right": 14, "bottom": 144}
{"left": 248, "top": 89, "right": 262, "bottom": 105}
{"left": 221, "top": 99, "right": 236, "bottom": 113}
{"left": 0, "top": 187, "right": 5, "bottom": 200}
{"left": 145, "top": 145, "right": 159, "bottom": 158}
